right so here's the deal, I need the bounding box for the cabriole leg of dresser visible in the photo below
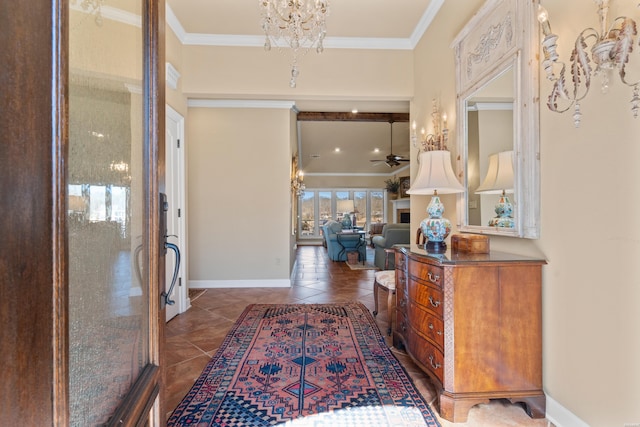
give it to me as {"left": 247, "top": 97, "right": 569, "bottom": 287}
{"left": 439, "top": 394, "right": 489, "bottom": 423}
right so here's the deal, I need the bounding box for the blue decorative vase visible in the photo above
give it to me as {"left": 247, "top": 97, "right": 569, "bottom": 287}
{"left": 419, "top": 195, "right": 451, "bottom": 253}
{"left": 342, "top": 215, "right": 352, "bottom": 229}
{"left": 488, "top": 194, "right": 514, "bottom": 228}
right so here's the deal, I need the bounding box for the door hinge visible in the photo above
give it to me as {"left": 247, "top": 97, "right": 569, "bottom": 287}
{"left": 178, "top": 277, "right": 182, "bottom": 287}
{"left": 178, "top": 208, "right": 181, "bottom": 217}
{"left": 177, "top": 138, "right": 180, "bottom": 148}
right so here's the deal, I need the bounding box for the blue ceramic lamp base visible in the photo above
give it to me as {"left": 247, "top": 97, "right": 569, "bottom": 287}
{"left": 419, "top": 195, "right": 452, "bottom": 254}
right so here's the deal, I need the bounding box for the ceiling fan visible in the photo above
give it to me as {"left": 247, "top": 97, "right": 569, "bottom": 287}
{"left": 370, "top": 120, "right": 410, "bottom": 167}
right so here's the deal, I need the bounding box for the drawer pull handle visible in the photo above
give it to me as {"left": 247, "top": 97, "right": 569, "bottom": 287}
{"left": 428, "top": 272, "right": 440, "bottom": 283}
{"left": 428, "top": 296, "right": 441, "bottom": 308}
{"left": 401, "top": 321, "right": 407, "bottom": 332}
{"left": 428, "top": 323, "right": 443, "bottom": 336}
{"left": 399, "top": 298, "right": 407, "bottom": 308}
{"left": 429, "top": 354, "right": 441, "bottom": 370}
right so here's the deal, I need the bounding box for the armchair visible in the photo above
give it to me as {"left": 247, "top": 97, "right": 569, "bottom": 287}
{"left": 367, "top": 222, "right": 386, "bottom": 248}
{"left": 322, "top": 220, "right": 366, "bottom": 262}
{"left": 371, "top": 223, "right": 411, "bottom": 270}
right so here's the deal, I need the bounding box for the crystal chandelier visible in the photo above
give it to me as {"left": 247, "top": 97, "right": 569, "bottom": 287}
{"left": 260, "top": 0, "right": 330, "bottom": 88}
{"left": 538, "top": 1, "right": 640, "bottom": 127}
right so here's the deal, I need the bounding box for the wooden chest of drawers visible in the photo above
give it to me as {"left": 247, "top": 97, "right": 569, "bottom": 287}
{"left": 394, "top": 245, "right": 546, "bottom": 423}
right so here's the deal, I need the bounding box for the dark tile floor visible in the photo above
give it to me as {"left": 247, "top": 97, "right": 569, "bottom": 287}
{"left": 164, "top": 245, "right": 552, "bottom": 427}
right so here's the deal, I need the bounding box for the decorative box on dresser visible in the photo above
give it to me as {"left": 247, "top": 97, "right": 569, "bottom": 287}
{"left": 393, "top": 245, "right": 546, "bottom": 423}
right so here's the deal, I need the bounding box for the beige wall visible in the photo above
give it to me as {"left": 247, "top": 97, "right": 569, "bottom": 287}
{"left": 168, "top": 0, "right": 640, "bottom": 423}
{"left": 187, "top": 107, "right": 293, "bottom": 285}
{"left": 166, "top": 26, "right": 188, "bottom": 115}
{"left": 413, "top": 1, "right": 640, "bottom": 426}
{"left": 181, "top": 45, "right": 414, "bottom": 100}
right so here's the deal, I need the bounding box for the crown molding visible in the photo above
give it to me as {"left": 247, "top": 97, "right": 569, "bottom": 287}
{"left": 167, "top": 3, "right": 444, "bottom": 51}
{"left": 166, "top": 4, "right": 188, "bottom": 42}
{"left": 187, "top": 99, "right": 297, "bottom": 110}
{"left": 70, "top": 4, "right": 141, "bottom": 27}
{"left": 468, "top": 102, "right": 514, "bottom": 111}
{"left": 409, "top": 0, "right": 445, "bottom": 48}
{"left": 165, "top": 62, "right": 181, "bottom": 90}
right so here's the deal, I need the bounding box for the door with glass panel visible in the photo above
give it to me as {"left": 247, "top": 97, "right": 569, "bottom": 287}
{"left": 68, "top": 1, "right": 164, "bottom": 425}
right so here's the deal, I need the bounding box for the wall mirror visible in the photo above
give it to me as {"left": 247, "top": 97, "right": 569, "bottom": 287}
{"left": 452, "top": 0, "right": 540, "bottom": 238}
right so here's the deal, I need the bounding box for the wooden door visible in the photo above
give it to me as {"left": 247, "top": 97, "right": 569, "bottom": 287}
{"left": 0, "top": 1, "right": 166, "bottom": 425}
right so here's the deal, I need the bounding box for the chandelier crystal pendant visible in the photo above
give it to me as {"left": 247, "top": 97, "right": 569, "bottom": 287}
{"left": 260, "top": 0, "right": 330, "bottom": 88}
{"left": 538, "top": 1, "right": 640, "bottom": 127}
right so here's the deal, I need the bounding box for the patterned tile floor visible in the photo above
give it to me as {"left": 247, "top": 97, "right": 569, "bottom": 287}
{"left": 164, "top": 245, "right": 553, "bottom": 427}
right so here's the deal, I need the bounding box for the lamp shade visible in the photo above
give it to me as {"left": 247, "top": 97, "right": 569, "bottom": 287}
{"left": 407, "top": 150, "right": 464, "bottom": 195}
{"left": 337, "top": 199, "right": 355, "bottom": 213}
{"left": 475, "top": 150, "right": 514, "bottom": 194}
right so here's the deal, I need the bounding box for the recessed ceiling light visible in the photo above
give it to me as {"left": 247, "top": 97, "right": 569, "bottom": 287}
{"left": 334, "top": 148, "right": 341, "bottom": 152}
{"left": 351, "top": 109, "right": 358, "bottom": 114}
{"left": 374, "top": 148, "right": 380, "bottom": 153}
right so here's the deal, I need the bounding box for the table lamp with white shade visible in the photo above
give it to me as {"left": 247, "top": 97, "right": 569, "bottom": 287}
{"left": 407, "top": 150, "right": 464, "bottom": 253}
{"left": 475, "top": 150, "right": 515, "bottom": 228}
{"left": 337, "top": 199, "right": 355, "bottom": 229}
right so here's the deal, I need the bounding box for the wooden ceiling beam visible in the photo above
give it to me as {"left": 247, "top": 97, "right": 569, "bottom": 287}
{"left": 296, "top": 112, "right": 409, "bottom": 122}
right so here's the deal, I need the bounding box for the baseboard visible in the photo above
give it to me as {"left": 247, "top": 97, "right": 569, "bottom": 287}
{"left": 189, "top": 279, "right": 291, "bottom": 289}
{"left": 546, "top": 395, "right": 590, "bottom": 427}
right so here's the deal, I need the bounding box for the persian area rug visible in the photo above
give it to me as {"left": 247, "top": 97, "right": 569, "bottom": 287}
{"left": 167, "top": 302, "right": 440, "bottom": 427}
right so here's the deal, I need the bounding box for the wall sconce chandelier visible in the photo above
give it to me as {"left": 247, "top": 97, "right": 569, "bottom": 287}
{"left": 411, "top": 99, "right": 449, "bottom": 151}
{"left": 291, "top": 170, "right": 305, "bottom": 196}
{"left": 408, "top": 99, "right": 464, "bottom": 252}
{"left": 538, "top": 1, "right": 640, "bottom": 127}
{"left": 260, "top": 0, "right": 330, "bottom": 88}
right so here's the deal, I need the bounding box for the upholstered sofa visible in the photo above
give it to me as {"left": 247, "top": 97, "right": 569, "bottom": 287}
{"left": 367, "top": 222, "right": 386, "bottom": 247}
{"left": 372, "top": 223, "right": 411, "bottom": 270}
{"left": 322, "top": 220, "right": 367, "bottom": 262}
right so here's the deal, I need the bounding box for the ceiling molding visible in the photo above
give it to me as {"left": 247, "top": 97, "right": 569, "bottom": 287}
{"left": 166, "top": 4, "right": 188, "bottom": 42}
{"left": 187, "top": 99, "right": 296, "bottom": 109}
{"left": 165, "top": 2, "right": 445, "bottom": 51}
{"left": 166, "top": 62, "right": 181, "bottom": 90}
{"left": 468, "top": 102, "right": 514, "bottom": 111}
{"left": 70, "top": 4, "right": 141, "bottom": 27}
{"left": 180, "top": 34, "right": 413, "bottom": 50}
{"left": 409, "top": 0, "right": 445, "bottom": 48}
{"left": 297, "top": 112, "right": 410, "bottom": 122}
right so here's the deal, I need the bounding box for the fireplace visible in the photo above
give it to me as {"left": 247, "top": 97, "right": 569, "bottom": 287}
{"left": 392, "top": 199, "right": 411, "bottom": 224}
{"left": 398, "top": 209, "right": 410, "bottom": 223}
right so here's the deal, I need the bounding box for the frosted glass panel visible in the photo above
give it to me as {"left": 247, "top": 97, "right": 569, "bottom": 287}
{"left": 68, "top": 1, "right": 147, "bottom": 425}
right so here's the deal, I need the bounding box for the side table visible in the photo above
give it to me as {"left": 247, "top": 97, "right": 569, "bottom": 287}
{"left": 336, "top": 230, "right": 366, "bottom": 264}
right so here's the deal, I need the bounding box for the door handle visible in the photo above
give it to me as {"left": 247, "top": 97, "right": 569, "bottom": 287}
{"left": 162, "top": 240, "right": 181, "bottom": 306}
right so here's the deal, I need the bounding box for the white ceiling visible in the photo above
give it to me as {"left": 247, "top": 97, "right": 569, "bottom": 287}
{"left": 166, "top": 0, "right": 441, "bottom": 175}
